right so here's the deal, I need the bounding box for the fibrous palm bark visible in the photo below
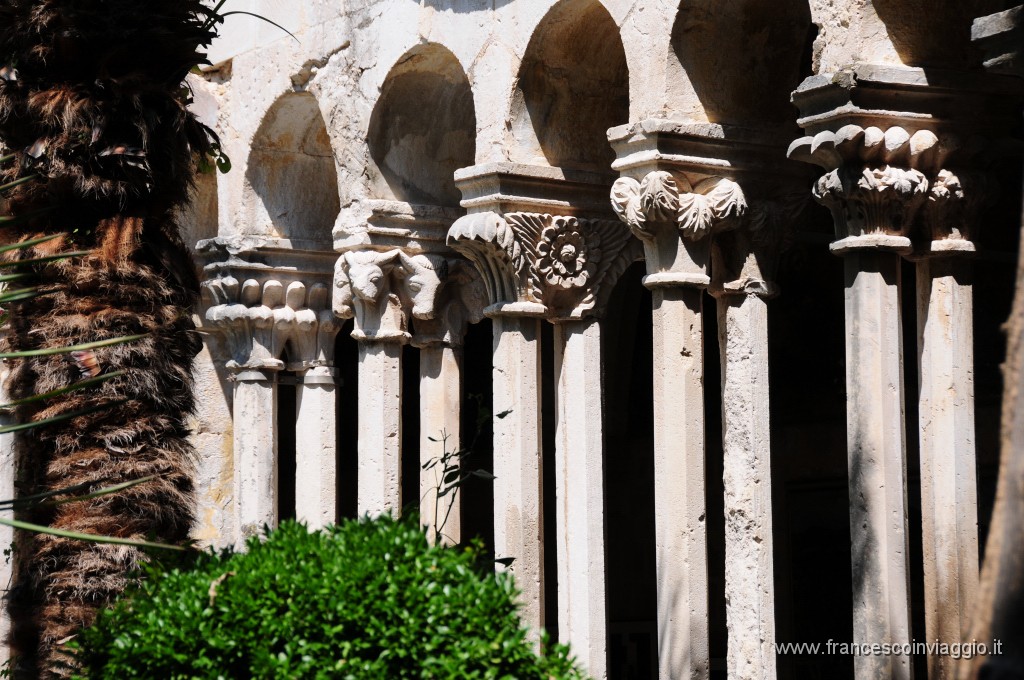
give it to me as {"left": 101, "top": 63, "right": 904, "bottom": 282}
{"left": 0, "top": 3, "right": 222, "bottom": 676}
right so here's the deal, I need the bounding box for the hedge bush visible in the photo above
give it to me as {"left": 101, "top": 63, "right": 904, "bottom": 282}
{"left": 71, "top": 515, "right": 586, "bottom": 679}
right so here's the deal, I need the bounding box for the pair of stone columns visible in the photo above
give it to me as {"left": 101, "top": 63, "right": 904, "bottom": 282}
{"left": 790, "top": 123, "right": 988, "bottom": 679}
{"left": 204, "top": 275, "right": 340, "bottom": 539}
{"left": 611, "top": 165, "right": 784, "bottom": 680}
{"left": 332, "top": 247, "right": 485, "bottom": 545}
{"left": 449, "top": 206, "right": 641, "bottom": 678}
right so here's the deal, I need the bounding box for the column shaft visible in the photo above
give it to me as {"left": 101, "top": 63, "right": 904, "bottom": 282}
{"left": 652, "top": 287, "right": 709, "bottom": 680}
{"left": 420, "top": 344, "right": 463, "bottom": 545}
{"left": 718, "top": 293, "right": 776, "bottom": 680}
{"left": 294, "top": 367, "right": 338, "bottom": 530}
{"left": 917, "top": 256, "right": 978, "bottom": 680}
{"left": 233, "top": 370, "right": 278, "bottom": 543}
{"left": 554, "top": 318, "right": 607, "bottom": 680}
{"left": 491, "top": 315, "right": 545, "bottom": 635}
{"left": 357, "top": 341, "right": 403, "bottom": 516}
{"left": 844, "top": 251, "right": 912, "bottom": 680}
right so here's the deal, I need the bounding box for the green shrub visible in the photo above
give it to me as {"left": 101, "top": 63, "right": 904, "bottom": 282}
{"left": 71, "top": 515, "right": 586, "bottom": 679}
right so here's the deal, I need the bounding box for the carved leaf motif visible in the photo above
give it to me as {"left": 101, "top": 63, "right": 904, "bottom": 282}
{"left": 639, "top": 171, "right": 681, "bottom": 223}
{"left": 697, "top": 177, "right": 747, "bottom": 221}
{"left": 503, "top": 212, "right": 548, "bottom": 299}
{"left": 931, "top": 169, "right": 963, "bottom": 201}
{"left": 677, "top": 192, "right": 714, "bottom": 239}
{"left": 610, "top": 177, "right": 642, "bottom": 229}
{"left": 572, "top": 218, "right": 640, "bottom": 316}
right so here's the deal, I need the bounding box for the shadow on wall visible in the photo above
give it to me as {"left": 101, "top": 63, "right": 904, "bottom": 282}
{"left": 245, "top": 92, "right": 340, "bottom": 246}
{"left": 872, "top": 0, "right": 1009, "bottom": 69}
{"left": 367, "top": 43, "right": 476, "bottom": 207}
{"left": 178, "top": 167, "right": 219, "bottom": 252}
{"left": 509, "top": 0, "right": 629, "bottom": 172}
{"left": 669, "top": 0, "right": 812, "bottom": 128}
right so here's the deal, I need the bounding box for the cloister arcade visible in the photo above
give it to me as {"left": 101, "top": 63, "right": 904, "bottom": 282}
{"left": 92, "top": 1, "right": 1024, "bottom": 678}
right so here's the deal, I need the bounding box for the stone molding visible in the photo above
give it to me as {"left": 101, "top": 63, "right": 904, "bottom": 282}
{"left": 447, "top": 211, "right": 641, "bottom": 320}
{"left": 332, "top": 248, "right": 486, "bottom": 346}
{"left": 203, "top": 275, "right": 339, "bottom": 373}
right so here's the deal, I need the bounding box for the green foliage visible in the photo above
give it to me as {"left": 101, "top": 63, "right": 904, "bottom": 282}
{"left": 71, "top": 516, "right": 588, "bottom": 680}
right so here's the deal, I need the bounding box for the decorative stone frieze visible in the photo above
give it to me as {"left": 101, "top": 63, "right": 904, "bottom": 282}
{"left": 447, "top": 211, "right": 640, "bottom": 320}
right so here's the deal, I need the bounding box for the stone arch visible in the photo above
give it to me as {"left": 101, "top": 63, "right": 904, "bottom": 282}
{"left": 509, "top": 0, "right": 629, "bottom": 172}
{"left": 668, "top": 0, "right": 813, "bottom": 127}
{"left": 367, "top": 43, "right": 477, "bottom": 207}
{"left": 245, "top": 92, "right": 340, "bottom": 246}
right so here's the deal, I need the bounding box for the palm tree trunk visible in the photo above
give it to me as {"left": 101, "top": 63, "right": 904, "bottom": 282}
{"left": 0, "top": 2, "right": 222, "bottom": 676}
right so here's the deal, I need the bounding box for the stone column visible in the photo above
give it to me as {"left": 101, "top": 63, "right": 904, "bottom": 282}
{"left": 711, "top": 214, "right": 786, "bottom": 680}
{"left": 791, "top": 125, "right": 933, "bottom": 680}
{"left": 917, "top": 171, "right": 985, "bottom": 680}
{"left": 355, "top": 341, "right": 404, "bottom": 516}
{"left": 553, "top": 318, "right": 607, "bottom": 679}
{"left": 294, "top": 366, "right": 338, "bottom": 529}
{"left": 490, "top": 313, "right": 545, "bottom": 634}
{"left": 449, "top": 210, "right": 638, "bottom": 668}
{"left": 612, "top": 172, "right": 746, "bottom": 680}
{"left": 335, "top": 250, "right": 410, "bottom": 517}
{"left": 408, "top": 254, "right": 486, "bottom": 546}
{"left": 418, "top": 342, "right": 463, "bottom": 544}
{"left": 232, "top": 367, "right": 279, "bottom": 541}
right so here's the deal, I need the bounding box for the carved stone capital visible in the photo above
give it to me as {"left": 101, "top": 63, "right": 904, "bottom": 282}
{"left": 333, "top": 248, "right": 487, "bottom": 346}
{"left": 920, "top": 169, "right": 996, "bottom": 256}
{"left": 610, "top": 172, "right": 746, "bottom": 289}
{"left": 333, "top": 250, "right": 409, "bottom": 344}
{"left": 789, "top": 125, "right": 940, "bottom": 253}
{"left": 710, "top": 194, "right": 806, "bottom": 299}
{"left": 203, "top": 275, "right": 338, "bottom": 371}
{"left": 447, "top": 211, "right": 640, "bottom": 320}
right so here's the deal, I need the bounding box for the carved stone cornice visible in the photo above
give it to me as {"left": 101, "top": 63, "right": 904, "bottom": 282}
{"left": 203, "top": 275, "right": 339, "bottom": 373}
{"left": 333, "top": 200, "right": 465, "bottom": 253}
{"left": 447, "top": 211, "right": 640, "bottom": 320}
{"left": 973, "top": 5, "right": 1023, "bottom": 77}
{"left": 332, "top": 248, "right": 487, "bottom": 346}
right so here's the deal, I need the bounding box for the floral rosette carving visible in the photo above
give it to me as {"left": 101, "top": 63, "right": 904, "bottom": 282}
{"left": 536, "top": 216, "right": 598, "bottom": 289}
